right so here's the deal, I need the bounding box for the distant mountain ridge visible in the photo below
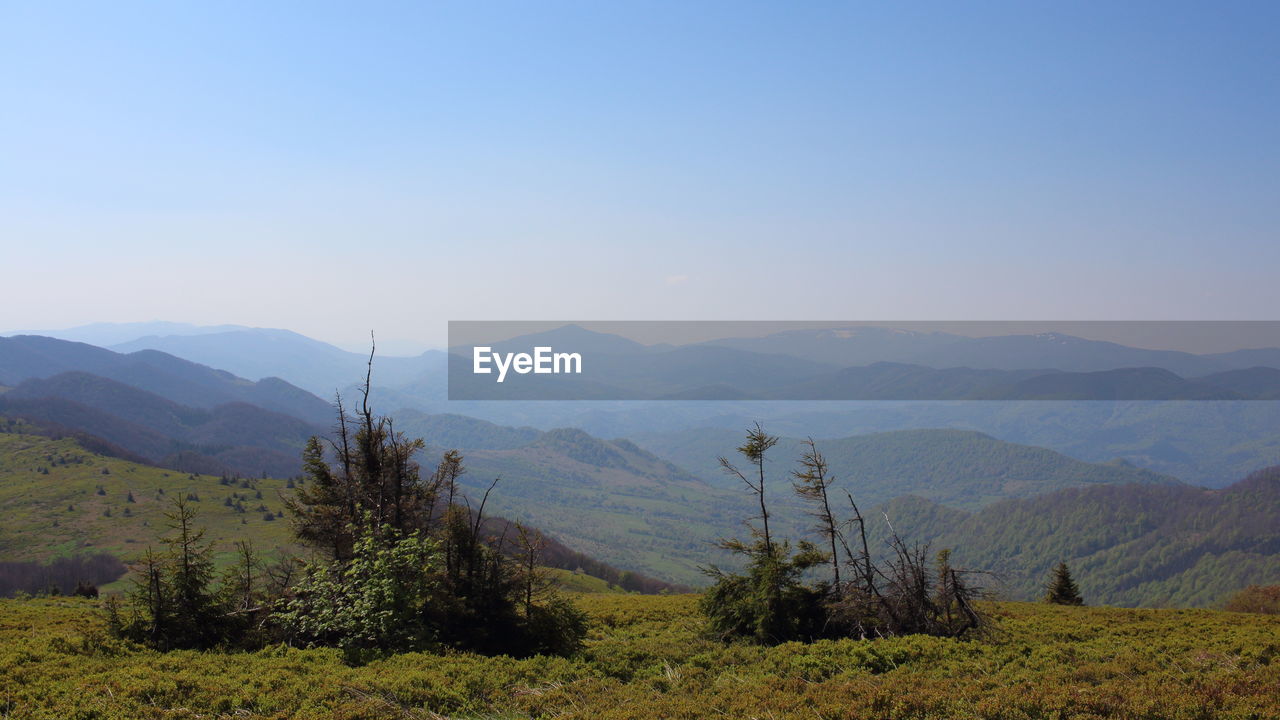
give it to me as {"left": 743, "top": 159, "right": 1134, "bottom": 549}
{"left": 0, "top": 335, "right": 332, "bottom": 424}
{"left": 704, "top": 327, "right": 1280, "bottom": 376}
{"left": 111, "top": 328, "right": 447, "bottom": 398}
{"left": 445, "top": 325, "right": 1280, "bottom": 400}
{"left": 14, "top": 325, "right": 1280, "bottom": 485}
{"left": 44, "top": 323, "right": 1280, "bottom": 403}
{"left": 0, "top": 372, "right": 323, "bottom": 478}
{"left": 2, "top": 321, "right": 252, "bottom": 347}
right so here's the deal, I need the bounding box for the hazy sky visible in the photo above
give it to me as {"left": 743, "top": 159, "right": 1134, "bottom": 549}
{"left": 3, "top": 1, "right": 1278, "bottom": 349}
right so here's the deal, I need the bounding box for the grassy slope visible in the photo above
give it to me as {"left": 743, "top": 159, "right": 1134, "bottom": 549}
{"left": 0, "top": 433, "right": 297, "bottom": 576}
{"left": 0, "top": 425, "right": 738, "bottom": 587}
{"left": 2, "top": 594, "right": 1278, "bottom": 719}
{"left": 545, "top": 567, "right": 628, "bottom": 594}
{"left": 0, "top": 432, "right": 658, "bottom": 594}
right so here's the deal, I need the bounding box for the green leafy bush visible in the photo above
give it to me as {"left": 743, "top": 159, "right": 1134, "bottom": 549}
{"left": 275, "top": 528, "right": 440, "bottom": 657}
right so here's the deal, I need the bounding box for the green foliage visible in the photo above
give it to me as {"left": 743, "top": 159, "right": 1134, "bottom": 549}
{"left": 700, "top": 539, "right": 826, "bottom": 643}
{"left": 704, "top": 427, "right": 989, "bottom": 645}
{"left": 276, "top": 528, "right": 440, "bottom": 657}
{"left": 0, "top": 433, "right": 296, "bottom": 576}
{"left": 282, "top": 387, "right": 589, "bottom": 658}
{"left": 1044, "top": 561, "right": 1084, "bottom": 605}
{"left": 111, "top": 499, "right": 239, "bottom": 650}
{"left": 3, "top": 594, "right": 1280, "bottom": 718}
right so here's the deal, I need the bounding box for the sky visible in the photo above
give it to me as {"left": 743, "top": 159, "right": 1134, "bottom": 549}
{"left": 3, "top": 1, "right": 1278, "bottom": 350}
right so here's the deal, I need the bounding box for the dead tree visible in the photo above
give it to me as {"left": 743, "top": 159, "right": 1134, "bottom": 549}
{"left": 792, "top": 438, "right": 843, "bottom": 588}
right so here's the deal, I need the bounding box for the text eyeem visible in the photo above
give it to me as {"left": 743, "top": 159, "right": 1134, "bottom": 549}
{"left": 472, "top": 346, "right": 582, "bottom": 383}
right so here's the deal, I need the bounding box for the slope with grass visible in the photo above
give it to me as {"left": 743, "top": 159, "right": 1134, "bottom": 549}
{"left": 0, "top": 430, "right": 686, "bottom": 595}
{"left": 0, "top": 432, "right": 297, "bottom": 576}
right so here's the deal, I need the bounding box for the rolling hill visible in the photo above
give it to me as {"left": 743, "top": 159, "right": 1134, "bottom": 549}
{"left": 631, "top": 427, "right": 1182, "bottom": 510}
{"left": 972, "top": 366, "right": 1242, "bottom": 400}
{"left": 0, "top": 430, "right": 297, "bottom": 569}
{"left": 902, "top": 332, "right": 1231, "bottom": 376}
{"left": 874, "top": 465, "right": 1280, "bottom": 607}
{"left": 0, "top": 430, "right": 682, "bottom": 595}
{"left": 433, "top": 427, "right": 752, "bottom": 585}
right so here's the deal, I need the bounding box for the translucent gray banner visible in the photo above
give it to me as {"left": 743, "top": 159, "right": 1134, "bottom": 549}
{"left": 447, "top": 321, "right": 1280, "bottom": 401}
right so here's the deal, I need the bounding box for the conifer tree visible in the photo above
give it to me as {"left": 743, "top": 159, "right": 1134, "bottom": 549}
{"left": 1044, "top": 561, "right": 1084, "bottom": 605}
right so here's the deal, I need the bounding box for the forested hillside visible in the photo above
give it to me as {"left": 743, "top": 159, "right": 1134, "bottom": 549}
{"left": 876, "top": 466, "right": 1280, "bottom": 607}
{"left": 633, "top": 427, "right": 1181, "bottom": 509}
{"left": 0, "top": 372, "right": 321, "bottom": 477}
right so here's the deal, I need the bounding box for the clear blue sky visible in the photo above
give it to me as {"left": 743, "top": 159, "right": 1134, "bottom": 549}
{"left": 3, "top": 1, "right": 1278, "bottom": 348}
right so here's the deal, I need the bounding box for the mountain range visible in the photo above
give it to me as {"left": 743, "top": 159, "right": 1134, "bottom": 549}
{"left": 445, "top": 325, "right": 1280, "bottom": 400}
{"left": 5, "top": 322, "right": 1280, "bottom": 598}
{"left": 701, "top": 326, "right": 1280, "bottom": 376}
{"left": 110, "top": 328, "right": 446, "bottom": 400}
{"left": 10, "top": 325, "right": 1280, "bottom": 484}
{"left": 0, "top": 335, "right": 332, "bottom": 424}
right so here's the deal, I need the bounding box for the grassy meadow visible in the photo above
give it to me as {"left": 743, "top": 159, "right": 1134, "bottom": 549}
{"left": 0, "top": 433, "right": 298, "bottom": 578}
{"left": 2, "top": 593, "right": 1278, "bottom": 719}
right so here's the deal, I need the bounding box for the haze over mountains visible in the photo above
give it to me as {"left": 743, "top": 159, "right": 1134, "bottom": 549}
{"left": 0, "top": 335, "right": 332, "bottom": 423}
{"left": 446, "top": 325, "right": 1280, "bottom": 401}
{"left": 4, "top": 321, "right": 1280, "bottom": 598}
{"left": 110, "top": 329, "right": 446, "bottom": 400}
{"left": 8, "top": 323, "right": 1280, "bottom": 484}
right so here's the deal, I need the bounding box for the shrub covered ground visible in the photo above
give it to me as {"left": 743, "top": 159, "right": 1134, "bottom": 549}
{"left": 3, "top": 593, "right": 1279, "bottom": 719}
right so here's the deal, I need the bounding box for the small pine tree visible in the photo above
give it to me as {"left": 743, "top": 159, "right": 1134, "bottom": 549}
{"left": 1044, "top": 561, "right": 1084, "bottom": 605}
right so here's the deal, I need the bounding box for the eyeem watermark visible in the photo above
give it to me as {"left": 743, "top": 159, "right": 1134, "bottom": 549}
{"left": 472, "top": 346, "right": 583, "bottom": 383}
{"left": 450, "top": 320, "right": 1280, "bottom": 400}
